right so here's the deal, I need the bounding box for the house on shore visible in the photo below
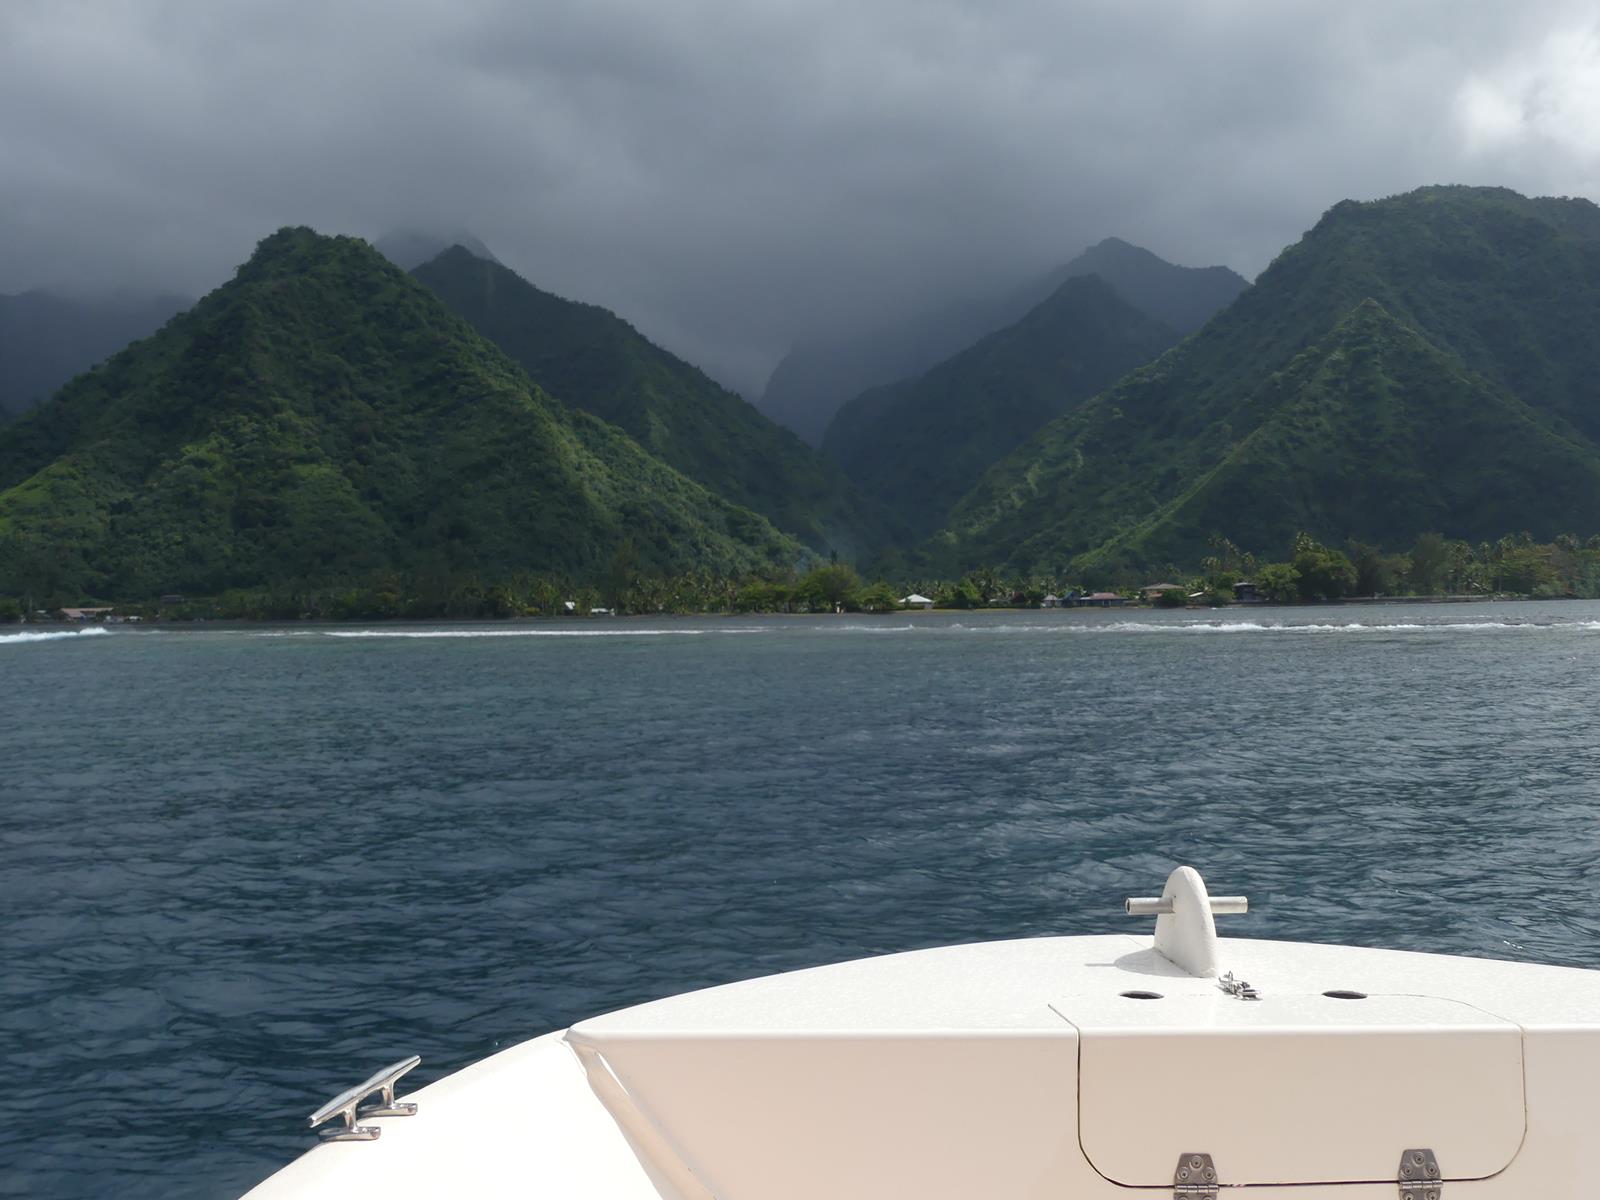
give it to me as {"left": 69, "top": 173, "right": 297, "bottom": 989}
{"left": 1233, "top": 581, "right": 1263, "bottom": 603}
{"left": 1142, "top": 583, "right": 1186, "bottom": 602}
{"left": 901, "top": 593, "right": 934, "bottom": 610}
{"left": 60, "top": 607, "right": 114, "bottom": 622}
{"left": 1083, "top": 592, "right": 1128, "bottom": 608}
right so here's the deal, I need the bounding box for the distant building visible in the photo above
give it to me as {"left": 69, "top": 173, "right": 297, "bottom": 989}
{"left": 1083, "top": 592, "right": 1128, "bottom": 607}
{"left": 1041, "top": 594, "right": 1061, "bottom": 608}
{"left": 159, "top": 594, "right": 185, "bottom": 606}
{"left": 1142, "top": 583, "right": 1186, "bottom": 601}
{"left": 1233, "top": 581, "right": 1263, "bottom": 603}
{"left": 59, "top": 607, "right": 114, "bottom": 622}
{"left": 901, "top": 593, "right": 934, "bottom": 610}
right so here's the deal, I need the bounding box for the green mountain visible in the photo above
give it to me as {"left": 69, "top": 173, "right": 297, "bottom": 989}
{"left": 932, "top": 186, "right": 1600, "bottom": 575}
{"left": 758, "top": 240, "right": 1246, "bottom": 444}
{"left": 412, "top": 246, "right": 896, "bottom": 558}
{"left": 1, "top": 289, "right": 190, "bottom": 417}
{"left": 1059, "top": 237, "right": 1251, "bottom": 335}
{"left": 0, "top": 229, "right": 801, "bottom": 601}
{"left": 822, "top": 275, "right": 1180, "bottom": 538}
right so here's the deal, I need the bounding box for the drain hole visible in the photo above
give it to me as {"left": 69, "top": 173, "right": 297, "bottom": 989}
{"left": 1119, "top": 990, "right": 1164, "bottom": 1000}
{"left": 1323, "top": 989, "right": 1368, "bottom": 1000}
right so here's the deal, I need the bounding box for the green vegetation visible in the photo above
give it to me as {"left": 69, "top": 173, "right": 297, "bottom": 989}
{"left": 1161, "top": 529, "right": 1600, "bottom": 604}
{"left": 822, "top": 274, "right": 1179, "bottom": 538}
{"left": 0, "top": 229, "right": 803, "bottom": 603}
{"left": 930, "top": 187, "right": 1600, "bottom": 576}
{"left": 1056, "top": 237, "right": 1249, "bottom": 335}
{"left": 412, "top": 247, "right": 898, "bottom": 560}
{"left": 12, "top": 189, "right": 1600, "bottom": 610}
{"left": 11, "top": 523, "right": 1600, "bottom": 620}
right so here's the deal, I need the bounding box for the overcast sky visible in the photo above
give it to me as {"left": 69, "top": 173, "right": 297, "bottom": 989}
{"left": 4, "top": 0, "right": 1600, "bottom": 394}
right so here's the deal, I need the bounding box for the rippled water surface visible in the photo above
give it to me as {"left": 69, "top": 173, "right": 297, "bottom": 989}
{"left": 8, "top": 603, "right": 1600, "bottom": 1197}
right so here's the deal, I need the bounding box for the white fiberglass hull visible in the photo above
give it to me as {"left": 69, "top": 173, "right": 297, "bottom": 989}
{"left": 244, "top": 872, "right": 1600, "bottom": 1198}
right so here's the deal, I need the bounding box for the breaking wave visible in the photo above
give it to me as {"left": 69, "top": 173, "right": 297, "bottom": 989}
{"left": 315, "top": 627, "right": 768, "bottom": 639}
{"left": 0, "top": 627, "right": 112, "bottom": 645}
{"left": 967, "top": 619, "right": 1600, "bottom": 635}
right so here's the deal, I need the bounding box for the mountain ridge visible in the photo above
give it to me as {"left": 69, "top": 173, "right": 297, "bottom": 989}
{"left": 411, "top": 246, "right": 899, "bottom": 558}
{"left": 928, "top": 186, "right": 1600, "bottom": 574}
{"left": 757, "top": 239, "right": 1247, "bottom": 444}
{"left": 822, "top": 273, "right": 1181, "bottom": 539}
{"left": 0, "top": 229, "right": 801, "bottom": 601}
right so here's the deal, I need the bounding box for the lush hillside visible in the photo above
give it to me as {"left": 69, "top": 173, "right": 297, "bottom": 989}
{"left": 759, "top": 240, "right": 1246, "bottom": 444}
{"left": 822, "top": 275, "right": 1180, "bottom": 537}
{"left": 412, "top": 246, "right": 897, "bottom": 558}
{"left": 0, "top": 230, "right": 801, "bottom": 601}
{"left": 0, "top": 290, "right": 190, "bottom": 416}
{"left": 931, "top": 186, "right": 1600, "bottom": 574}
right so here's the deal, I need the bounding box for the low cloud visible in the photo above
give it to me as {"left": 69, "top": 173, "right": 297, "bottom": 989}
{"left": 3, "top": 0, "right": 1597, "bottom": 393}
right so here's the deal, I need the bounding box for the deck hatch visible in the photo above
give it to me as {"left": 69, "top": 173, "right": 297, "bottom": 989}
{"left": 1059, "top": 992, "right": 1524, "bottom": 1188}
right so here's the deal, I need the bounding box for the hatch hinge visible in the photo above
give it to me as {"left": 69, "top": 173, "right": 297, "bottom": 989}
{"left": 1398, "top": 1148, "right": 1442, "bottom": 1200}
{"left": 1217, "top": 970, "right": 1260, "bottom": 1000}
{"left": 1173, "top": 1151, "right": 1218, "bottom": 1198}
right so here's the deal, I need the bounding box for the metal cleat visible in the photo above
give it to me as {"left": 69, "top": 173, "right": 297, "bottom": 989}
{"left": 308, "top": 1055, "right": 421, "bottom": 1142}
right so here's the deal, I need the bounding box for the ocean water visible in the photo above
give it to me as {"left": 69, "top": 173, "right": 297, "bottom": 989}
{"left": 6, "top": 602, "right": 1600, "bottom": 1197}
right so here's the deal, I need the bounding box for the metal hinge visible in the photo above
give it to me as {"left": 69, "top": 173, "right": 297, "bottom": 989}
{"left": 1398, "top": 1148, "right": 1442, "bottom": 1199}
{"left": 1218, "top": 970, "right": 1260, "bottom": 1000}
{"left": 1173, "top": 1151, "right": 1218, "bottom": 1198}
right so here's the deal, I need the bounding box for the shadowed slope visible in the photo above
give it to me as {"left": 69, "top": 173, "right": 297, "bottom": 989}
{"left": 413, "top": 247, "right": 899, "bottom": 559}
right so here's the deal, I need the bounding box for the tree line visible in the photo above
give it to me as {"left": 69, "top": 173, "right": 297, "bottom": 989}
{"left": 7, "top": 530, "right": 1600, "bottom": 622}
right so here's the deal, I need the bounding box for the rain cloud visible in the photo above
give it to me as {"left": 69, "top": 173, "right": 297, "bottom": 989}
{"left": 4, "top": 0, "right": 1599, "bottom": 394}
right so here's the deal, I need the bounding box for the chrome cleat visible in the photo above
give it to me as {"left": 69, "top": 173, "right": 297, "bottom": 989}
{"left": 308, "top": 1055, "right": 421, "bottom": 1142}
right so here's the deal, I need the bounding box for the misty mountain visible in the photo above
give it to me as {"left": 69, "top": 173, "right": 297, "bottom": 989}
{"left": 374, "top": 229, "right": 500, "bottom": 271}
{"left": 411, "top": 246, "right": 899, "bottom": 559}
{"left": 0, "top": 290, "right": 190, "bottom": 417}
{"left": 0, "top": 229, "right": 800, "bottom": 600}
{"left": 1057, "top": 238, "right": 1252, "bottom": 336}
{"left": 758, "top": 239, "right": 1248, "bottom": 444}
{"left": 822, "top": 275, "right": 1180, "bottom": 538}
{"left": 931, "top": 186, "right": 1600, "bottom": 574}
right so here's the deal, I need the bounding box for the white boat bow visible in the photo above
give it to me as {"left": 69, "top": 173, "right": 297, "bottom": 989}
{"left": 244, "top": 868, "right": 1600, "bottom": 1198}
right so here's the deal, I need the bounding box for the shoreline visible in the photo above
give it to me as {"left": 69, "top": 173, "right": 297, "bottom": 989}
{"left": 2, "top": 592, "right": 1583, "bottom": 631}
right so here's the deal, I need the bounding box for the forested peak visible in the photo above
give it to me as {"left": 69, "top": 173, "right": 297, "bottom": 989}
{"left": 231, "top": 226, "right": 390, "bottom": 285}
{"left": 1069, "top": 235, "right": 1247, "bottom": 283}
{"left": 414, "top": 245, "right": 616, "bottom": 322}
{"left": 1309, "top": 185, "right": 1600, "bottom": 238}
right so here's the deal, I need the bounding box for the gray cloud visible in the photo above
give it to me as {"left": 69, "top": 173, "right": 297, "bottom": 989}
{"left": 4, "top": 0, "right": 1599, "bottom": 395}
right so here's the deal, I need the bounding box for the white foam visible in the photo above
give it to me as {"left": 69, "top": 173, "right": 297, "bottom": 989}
{"left": 319, "top": 627, "right": 767, "bottom": 639}
{"left": 0, "top": 626, "right": 111, "bottom": 645}
{"left": 999, "top": 619, "right": 1600, "bottom": 635}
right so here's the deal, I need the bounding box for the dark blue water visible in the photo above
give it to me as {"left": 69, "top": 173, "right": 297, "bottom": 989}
{"left": 7, "top": 603, "right": 1600, "bottom": 1197}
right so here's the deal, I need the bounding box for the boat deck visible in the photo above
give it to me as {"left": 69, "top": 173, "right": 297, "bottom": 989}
{"left": 243, "top": 930, "right": 1600, "bottom": 1198}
